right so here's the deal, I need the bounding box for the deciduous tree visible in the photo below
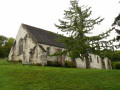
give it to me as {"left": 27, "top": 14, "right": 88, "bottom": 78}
{"left": 0, "top": 35, "right": 14, "bottom": 58}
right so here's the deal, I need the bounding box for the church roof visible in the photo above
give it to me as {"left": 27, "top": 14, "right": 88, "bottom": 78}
{"left": 22, "top": 24, "right": 66, "bottom": 48}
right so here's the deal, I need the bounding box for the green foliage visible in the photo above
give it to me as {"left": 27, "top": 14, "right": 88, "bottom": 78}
{"left": 0, "top": 35, "right": 14, "bottom": 58}
{"left": 112, "top": 61, "right": 120, "bottom": 69}
{"left": 1, "top": 60, "right": 120, "bottom": 89}
{"left": 0, "top": 60, "right": 12, "bottom": 65}
{"left": 0, "top": 35, "right": 8, "bottom": 46}
{"left": 47, "top": 60, "right": 76, "bottom": 68}
{"left": 5, "top": 38, "right": 14, "bottom": 47}
{"left": 30, "top": 63, "right": 42, "bottom": 66}
{"left": 55, "top": 0, "right": 115, "bottom": 63}
{"left": 112, "top": 51, "right": 120, "bottom": 61}
{"left": 116, "top": 64, "right": 120, "bottom": 69}
{"left": 0, "top": 45, "right": 7, "bottom": 58}
{"left": 112, "top": 13, "right": 120, "bottom": 40}
{"left": 0, "top": 59, "right": 22, "bottom": 65}
{"left": 65, "top": 60, "right": 76, "bottom": 68}
{"left": 100, "top": 50, "right": 120, "bottom": 61}
{"left": 47, "top": 61, "right": 62, "bottom": 67}
{"left": 112, "top": 14, "right": 120, "bottom": 26}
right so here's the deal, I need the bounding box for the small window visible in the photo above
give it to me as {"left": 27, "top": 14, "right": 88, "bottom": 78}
{"left": 97, "top": 57, "right": 99, "bottom": 63}
{"left": 90, "top": 55, "right": 92, "bottom": 62}
{"left": 57, "top": 49, "right": 62, "bottom": 52}
{"left": 108, "top": 60, "right": 110, "bottom": 66}
{"left": 47, "top": 47, "right": 50, "bottom": 55}
{"left": 13, "top": 41, "right": 16, "bottom": 51}
{"left": 19, "top": 38, "right": 23, "bottom": 55}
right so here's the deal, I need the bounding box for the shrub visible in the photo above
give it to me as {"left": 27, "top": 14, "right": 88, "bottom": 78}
{"left": 47, "top": 61, "right": 62, "bottom": 67}
{"left": 115, "top": 64, "right": 120, "bottom": 69}
{"left": 30, "top": 63, "right": 42, "bottom": 66}
{"left": 6, "top": 60, "right": 22, "bottom": 65}
{"left": 0, "top": 60, "right": 12, "bottom": 65}
{"left": 65, "top": 61, "right": 76, "bottom": 68}
{"left": 112, "top": 62, "right": 120, "bottom": 69}
{"left": 0, "top": 59, "right": 22, "bottom": 65}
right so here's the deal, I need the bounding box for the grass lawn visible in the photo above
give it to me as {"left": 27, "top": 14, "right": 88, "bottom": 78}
{"left": 0, "top": 60, "right": 120, "bottom": 90}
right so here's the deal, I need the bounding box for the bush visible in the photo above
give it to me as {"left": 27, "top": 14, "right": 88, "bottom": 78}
{"left": 115, "top": 64, "right": 120, "bottom": 69}
{"left": 0, "top": 60, "right": 12, "bottom": 65}
{"left": 0, "top": 59, "right": 22, "bottom": 65}
{"left": 112, "top": 62, "right": 120, "bottom": 69}
{"left": 65, "top": 61, "right": 76, "bottom": 68}
{"left": 47, "top": 61, "right": 62, "bottom": 67}
{"left": 8, "top": 60, "right": 22, "bottom": 65}
{"left": 30, "top": 63, "right": 42, "bottom": 66}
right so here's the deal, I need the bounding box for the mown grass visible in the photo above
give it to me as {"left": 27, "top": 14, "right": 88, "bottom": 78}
{"left": 0, "top": 60, "right": 120, "bottom": 90}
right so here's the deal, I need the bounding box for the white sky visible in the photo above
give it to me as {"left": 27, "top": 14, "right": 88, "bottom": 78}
{"left": 0, "top": 0, "right": 120, "bottom": 38}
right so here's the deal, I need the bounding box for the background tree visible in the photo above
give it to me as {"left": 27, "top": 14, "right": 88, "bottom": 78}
{"left": 55, "top": 0, "right": 116, "bottom": 68}
{"left": 4, "top": 38, "right": 14, "bottom": 57}
{"left": 0, "top": 35, "right": 8, "bottom": 46}
{"left": 0, "top": 35, "right": 14, "bottom": 58}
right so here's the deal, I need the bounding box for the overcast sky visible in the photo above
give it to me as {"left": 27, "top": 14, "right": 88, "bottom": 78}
{"left": 0, "top": 0, "right": 120, "bottom": 38}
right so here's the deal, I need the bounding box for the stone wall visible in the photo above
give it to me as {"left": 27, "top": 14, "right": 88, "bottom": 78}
{"left": 104, "top": 58, "right": 112, "bottom": 69}
{"left": 8, "top": 24, "right": 65, "bottom": 65}
{"left": 75, "top": 53, "right": 112, "bottom": 69}
{"left": 89, "top": 54, "right": 103, "bottom": 69}
{"left": 76, "top": 58, "right": 86, "bottom": 68}
{"left": 40, "top": 43, "right": 65, "bottom": 62}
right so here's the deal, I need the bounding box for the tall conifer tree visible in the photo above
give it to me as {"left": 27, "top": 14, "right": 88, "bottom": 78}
{"left": 55, "top": 0, "right": 116, "bottom": 68}
{"left": 112, "top": 14, "right": 120, "bottom": 40}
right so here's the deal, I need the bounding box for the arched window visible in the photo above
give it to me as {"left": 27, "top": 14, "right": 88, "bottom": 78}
{"left": 97, "top": 57, "right": 99, "bottom": 63}
{"left": 47, "top": 47, "right": 50, "bottom": 55}
{"left": 19, "top": 38, "right": 23, "bottom": 55}
{"left": 13, "top": 41, "right": 16, "bottom": 50}
{"left": 90, "top": 55, "right": 92, "bottom": 62}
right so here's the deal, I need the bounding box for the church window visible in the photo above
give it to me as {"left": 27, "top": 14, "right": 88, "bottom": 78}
{"left": 90, "top": 55, "right": 92, "bottom": 62}
{"left": 57, "top": 49, "right": 62, "bottom": 52}
{"left": 47, "top": 47, "right": 50, "bottom": 55}
{"left": 97, "top": 57, "right": 99, "bottom": 63}
{"left": 19, "top": 38, "right": 23, "bottom": 55}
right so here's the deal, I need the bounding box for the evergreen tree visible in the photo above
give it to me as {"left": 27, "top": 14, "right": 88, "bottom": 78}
{"left": 112, "top": 14, "right": 120, "bottom": 40}
{"left": 55, "top": 0, "right": 116, "bottom": 68}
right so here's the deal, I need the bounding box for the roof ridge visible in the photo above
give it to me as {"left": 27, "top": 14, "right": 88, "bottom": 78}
{"left": 22, "top": 23, "right": 56, "bottom": 34}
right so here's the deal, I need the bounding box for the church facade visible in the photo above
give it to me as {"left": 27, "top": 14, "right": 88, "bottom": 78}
{"left": 8, "top": 24, "right": 112, "bottom": 69}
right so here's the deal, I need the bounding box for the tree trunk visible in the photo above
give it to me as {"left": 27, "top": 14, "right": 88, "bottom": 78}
{"left": 85, "top": 53, "right": 90, "bottom": 69}
{"left": 86, "top": 59, "right": 90, "bottom": 69}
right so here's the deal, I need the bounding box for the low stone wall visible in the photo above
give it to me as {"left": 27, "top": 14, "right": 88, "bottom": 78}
{"left": 76, "top": 58, "right": 86, "bottom": 68}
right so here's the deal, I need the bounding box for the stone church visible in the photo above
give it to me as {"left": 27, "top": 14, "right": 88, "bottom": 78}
{"left": 8, "top": 24, "right": 112, "bottom": 69}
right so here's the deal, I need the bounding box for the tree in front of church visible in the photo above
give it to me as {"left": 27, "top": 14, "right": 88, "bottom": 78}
{"left": 112, "top": 14, "right": 120, "bottom": 40}
{"left": 55, "top": 0, "right": 117, "bottom": 68}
